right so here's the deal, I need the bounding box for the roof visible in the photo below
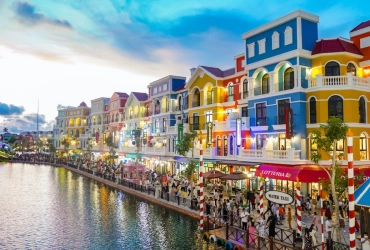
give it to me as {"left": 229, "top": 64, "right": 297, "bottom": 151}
{"left": 78, "top": 101, "right": 87, "bottom": 107}
{"left": 351, "top": 20, "right": 370, "bottom": 32}
{"left": 174, "top": 84, "right": 185, "bottom": 92}
{"left": 311, "top": 38, "right": 363, "bottom": 56}
{"left": 115, "top": 92, "right": 129, "bottom": 98}
{"left": 201, "top": 66, "right": 235, "bottom": 78}
{"left": 355, "top": 177, "right": 370, "bottom": 208}
{"left": 132, "top": 92, "right": 148, "bottom": 101}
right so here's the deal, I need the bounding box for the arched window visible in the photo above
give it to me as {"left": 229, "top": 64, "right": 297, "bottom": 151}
{"left": 177, "top": 96, "right": 182, "bottom": 111}
{"left": 359, "top": 97, "right": 366, "bottom": 123}
{"left": 216, "top": 136, "right": 221, "bottom": 156}
{"left": 243, "top": 79, "right": 249, "bottom": 99}
{"left": 154, "top": 100, "right": 160, "bottom": 114}
{"left": 262, "top": 74, "right": 270, "bottom": 94}
{"left": 115, "top": 113, "right": 119, "bottom": 121}
{"left": 347, "top": 63, "right": 356, "bottom": 76}
{"left": 284, "top": 67, "right": 294, "bottom": 90}
{"left": 272, "top": 31, "right": 280, "bottom": 50}
{"left": 325, "top": 61, "right": 340, "bottom": 76}
{"left": 223, "top": 136, "right": 228, "bottom": 156}
{"left": 229, "top": 136, "right": 234, "bottom": 155}
{"left": 284, "top": 26, "right": 293, "bottom": 45}
{"left": 310, "top": 98, "right": 316, "bottom": 124}
{"left": 145, "top": 104, "right": 149, "bottom": 116}
{"left": 193, "top": 89, "right": 200, "bottom": 107}
{"left": 228, "top": 83, "right": 234, "bottom": 102}
{"left": 328, "top": 95, "right": 343, "bottom": 120}
{"left": 207, "top": 88, "right": 214, "bottom": 105}
{"left": 360, "top": 133, "right": 368, "bottom": 160}
{"left": 76, "top": 129, "right": 80, "bottom": 137}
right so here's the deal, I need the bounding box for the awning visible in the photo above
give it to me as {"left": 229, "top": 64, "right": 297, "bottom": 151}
{"left": 355, "top": 177, "right": 370, "bottom": 208}
{"left": 216, "top": 160, "right": 261, "bottom": 166}
{"left": 255, "top": 164, "right": 329, "bottom": 183}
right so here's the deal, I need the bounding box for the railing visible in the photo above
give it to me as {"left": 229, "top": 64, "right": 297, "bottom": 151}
{"left": 308, "top": 73, "right": 370, "bottom": 89}
{"left": 254, "top": 86, "right": 270, "bottom": 96}
{"left": 243, "top": 91, "right": 249, "bottom": 99}
{"left": 192, "top": 101, "right": 200, "bottom": 107}
{"left": 255, "top": 117, "right": 267, "bottom": 126}
{"left": 274, "top": 115, "right": 285, "bottom": 125}
{"left": 238, "top": 148, "right": 301, "bottom": 161}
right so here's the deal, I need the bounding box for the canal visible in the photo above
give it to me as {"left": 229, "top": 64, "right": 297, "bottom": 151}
{"left": 0, "top": 163, "right": 211, "bottom": 249}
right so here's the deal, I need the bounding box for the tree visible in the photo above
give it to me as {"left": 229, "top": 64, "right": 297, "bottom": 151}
{"left": 85, "top": 137, "right": 93, "bottom": 161}
{"left": 46, "top": 138, "right": 56, "bottom": 160}
{"left": 61, "top": 137, "right": 70, "bottom": 157}
{"left": 132, "top": 128, "right": 147, "bottom": 179}
{"left": 3, "top": 127, "right": 8, "bottom": 133}
{"left": 8, "top": 135, "right": 18, "bottom": 149}
{"left": 35, "top": 139, "right": 44, "bottom": 154}
{"left": 310, "top": 116, "right": 349, "bottom": 241}
{"left": 19, "top": 137, "right": 29, "bottom": 153}
{"left": 175, "top": 130, "right": 198, "bottom": 201}
{"left": 105, "top": 134, "right": 118, "bottom": 164}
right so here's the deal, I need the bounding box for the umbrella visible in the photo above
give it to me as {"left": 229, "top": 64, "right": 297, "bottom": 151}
{"left": 220, "top": 171, "right": 249, "bottom": 180}
{"left": 203, "top": 170, "right": 226, "bottom": 178}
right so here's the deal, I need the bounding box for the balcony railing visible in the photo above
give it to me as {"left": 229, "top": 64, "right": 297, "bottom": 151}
{"left": 189, "top": 123, "right": 204, "bottom": 130}
{"left": 243, "top": 92, "right": 249, "bottom": 99}
{"left": 308, "top": 73, "right": 370, "bottom": 89}
{"left": 144, "top": 111, "right": 152, "bottom": 117}
{"left": 253, "top": 87, "right": 270, "bottom": 96}
{"left": 154, "top": 109, "right": 160, "bottom": 115}
{"left": 192, "top": 101, "right": 200, "bottom": 107}
{"left": 274, "top": 115, "right": 285, "bottom": 125}
{"left": 255, "top": 117, "right": 267, "bottom": 126}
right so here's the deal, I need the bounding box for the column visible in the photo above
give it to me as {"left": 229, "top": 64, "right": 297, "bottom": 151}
{"left": 347, "top": 129, "right": 356, "bottom": 250}
{"left": 199, "top": 132, "right": 204, "bottom": 231}
{"left": 296, "top": 179, "right": 302, "bottom": 235}
{"left": 269, "top": 72, "right": 275, "bottom": 93}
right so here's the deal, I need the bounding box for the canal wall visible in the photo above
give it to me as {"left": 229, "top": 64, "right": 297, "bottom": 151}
{"left": 6, "top": 160, "right": 200, "bottom": 220}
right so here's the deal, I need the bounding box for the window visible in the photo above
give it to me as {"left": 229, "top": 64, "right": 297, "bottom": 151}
{"left": 262, "top": 74, "right": 270, "bottom": 94}
{"left": 193, "top": 89, "right": 200, "bottom": 107}
{"left": 284, "top": 26, "right": 293, "bottom": 45}
{"left": 258, "top": 38, "right": 266, "bottom": 54}
{"left": 163, "top": 84, "right": 168, "bottom": 91}
{"left": 163, "top": 118, "right": 167, "bottom": 132}
{"left": 310, "top": 136, "right": 318, "bottom": 156}
{"left": 223, "top": 136, "right": 228, "bottom": 156}
{"left": 177, "top": 96, "right": 182, "bottom": 111}
{"left": 256, "top": 134, "right": 267, "bottom": 150}
{"left": 153, "top": 87, "right": 157, "bottom": 94}
{"left": 284, "top": 67, "right": 294, "bottom": 90}
{"left": 256, "top": 103, "right": 267, "bottom": 126}
{"left": 229, "top": 136, "right": 234, "bottom": 155}
{"left": 242, "top": 107, "right": 248, "bottom": 117}
{"left": 206, "top": 111, "right": 212, "bottom": 123}
{"left": 277, "top": 99, "right": 290, "bottom": 124}
{"left": 191, "top": 113, "right": 199, "bottom": 130}
{"left": 228, "top": 83, "right": 234, "bottom": 101}
{"left": 129, "top": 109, "right": 133, "bottom": 119}
{"left": 216, "top": 136, "right": 221, "bottom": 156}
{"left": 145, "top": 104, "right": 149, "bottom": 117}
{"left": 330, "top": 139, "right": 344, "bottom": 160}
{"left": 272, "top": 31, "right": 280, "bottom": 50}
{"left": 154, "top": 119, "right": 159, "bottom": 133}
{"left": 243, "top": 79, "right": 249, "bottom": 99}
{"left": 184, "top": 95, "right": 189, "bottom": 109}
{"left": 135, "top": 122, "right": 138, "bottom": 129}
{"left": 207, "top": 89, "right": 214, "bottom": 105}
{"left": 347, "top": 63, "right": 356, "bottom": 76}
{"left": 328, "top": 95, "right": 343, "bottom": 120}
{"left": 325, "top": 61, "right": 340, "bottom": 76}
{"left": 360, "top": 133, "right": 368, "bottom": 160}
{"left": 154, "top": 100, "right": 160, "bottom": 114}
{"left": 359, "top": 97, "right": 366, "bottom": 123}
{"left": 247, "top": 42, "right": 255, "bottom": 58}
{"left": 309, "top": 98, "right": 317, "bottom": 124}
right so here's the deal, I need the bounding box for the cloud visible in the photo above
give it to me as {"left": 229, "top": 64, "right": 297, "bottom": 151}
{"left": 0, "top": 102, "right": 25, "bottom": 115}
{"left": 0, "top": 113, "right": 53, "bottom": 133}
{"left": 13, "top": 1, "right": 72, "bottom": 29}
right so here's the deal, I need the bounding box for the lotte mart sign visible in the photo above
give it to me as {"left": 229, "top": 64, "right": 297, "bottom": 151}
{"left": 265, "top": 190, "right": 294, "bottom": 205}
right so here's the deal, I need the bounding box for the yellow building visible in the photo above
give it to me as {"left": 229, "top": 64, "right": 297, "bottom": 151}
{"left": 306, "top": 38, "right": 370, "bottom": 162}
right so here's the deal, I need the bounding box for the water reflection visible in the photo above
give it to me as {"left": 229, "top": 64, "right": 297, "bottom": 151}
{"left": 0, "top": 163, "right": 217, "bottom": 249}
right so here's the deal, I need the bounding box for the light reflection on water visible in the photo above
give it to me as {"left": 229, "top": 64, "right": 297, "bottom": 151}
{"left": 0, "top": 163, "right": 218, "bottom": 249}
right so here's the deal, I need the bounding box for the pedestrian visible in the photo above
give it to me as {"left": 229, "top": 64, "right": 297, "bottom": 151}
{"left": 257, "top": 210, "right": 266, "bottom": 237}
{"left": 278, "top": 205, "right": 285, "bottom": 220}
{"left": 309, "top": 224, "right": 318, "bottom": 246}
{"left": 235, "top": 191, "right": 241, "bottom": 205}
{"left": 361, "top": 232, "right": 370, "bottom": 250}
{"left": 248, "top": 220, "right": 256, "bottom": 246}
{"left": 266, "top": 211, "right": 276, "bottom": 238}
{"left": 307, "top": 199, "right": 312, "bottom": 216}
{"left": 312, "top": 212, "right": 318, "bottom": 231}
{"left": 182, "top": 189, "right": 187, "bottom": 204}
{"left": 241, "top": 207, "right": 249, "bottom": 231}
{"left": 304, "top": 228, "right": 313, "bottom": 249}
{"left": 287, "top": 207, "right": 293, "bottom": 230}
{"left": 316, "top": 195, "right": 321, "bottom": 213}
{"left": 214, "top": 190, "right": 219, "bottom": 202}
{"left": 230, "top": 199, "right": 235, "bottom": 212}
{"left": 325, "top": 216, "right": 333, "bottom": 242}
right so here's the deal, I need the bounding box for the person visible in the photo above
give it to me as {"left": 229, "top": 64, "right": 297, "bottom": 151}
{"left": 304, "top": 228, "right": 313, "bottom": 249}
{"left": 316, "top": 195, "right": 321, "bottom": 213}
{"left": 307, "top": 199, "right": 312, "bottom": 216}
{"left": 230, "top": 199, "right": 235, "bottom": 212}
{"left": 312, "top": 212, "right": 318, "bottom": 231}
{"left": 287, "top": 207, "right": 293, "bottom": 230}
{"left": 309, "top": 224, "right": 318, "bottom": 246}
{"left": 214, "top": 190, "right": 219, "bottom": 202}
{"left": 257, "top": 210, "right": 266, "bottom": 237}
{"left": 235, "top": 191, "right": 241, "bottom": 205}
{"left": 182, "top": 188, "right": 187, "bottom": 204}
{"left": 325, "top": 216, "right": 333, "bottom": 242}
{"left": 278, "top": 205, "right": 285, "bottom": 221}
{"left": 281, "top": 145, "right": 285, "bottom": 150}
{"left": 241, "top": 207, "right": 249, "bottom": 231}
{"left": 248, "top": 220, "right": 256, "bottom": 246}
{"left": 361, "top": 232, "right": 370, "bottom": 250}
{"left": 266, "top": 211, "right": 276, "bottom": 238}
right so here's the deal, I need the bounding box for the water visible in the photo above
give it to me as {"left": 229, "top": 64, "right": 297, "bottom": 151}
{"left": 0, "top": 163, "right": 213, "bottom": 249}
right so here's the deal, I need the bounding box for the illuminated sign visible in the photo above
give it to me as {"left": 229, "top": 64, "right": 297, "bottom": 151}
{"left": 236, "top": 118, "right": 241, "bottom": 146}
{"left": 265, "top": 190, "right": 294, "bottom": 205}
{"left": 178, "top": 124, "right": 183, "bottom": 143}
{"left": 285, "top": 107, "right": 293, "bottom": 139}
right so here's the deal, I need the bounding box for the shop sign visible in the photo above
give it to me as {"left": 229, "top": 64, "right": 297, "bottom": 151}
{"left": 236, "top": 118, "right": 241, "bottom": 146}
{"left": 206, "top": 122, "right": 213, "bottom": 146}
{"left": 178, "top": 124, "right": 183, "bottom": 143}
{"left": 265, "top": 190, "right": 294, "bottom": 205}
{"left": 262, "top": 170, "right": 292, "bottom": 178}
{"left": 285, "top": 107, "right": 293, "bottom": 139}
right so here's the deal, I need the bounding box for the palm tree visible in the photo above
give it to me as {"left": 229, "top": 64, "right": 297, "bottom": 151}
{"left": 46, "top": 138, "right": 56, "bottom": 161}
{"left": 61, "top": 137, "right": 70, "bottom": 158}
{"left": 3, "top": 127, "right": 8, "bottom": 133}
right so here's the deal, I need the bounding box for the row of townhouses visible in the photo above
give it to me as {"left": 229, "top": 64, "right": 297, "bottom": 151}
{"left": 53, "top": 10, "right": 370, "bottom": 195}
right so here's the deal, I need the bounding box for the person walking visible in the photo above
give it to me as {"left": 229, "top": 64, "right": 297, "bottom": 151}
{"left": 248, "top": 220, "right": 256, "bottom": 246}
{"left": 266, "top": 211, "right": 276, "bottom": 238}
{"left": 307, "top": 199, "right": 312, "bottom": 216}
{"left": 325, "top": 216, "right": 333, "bottom": 242}
{"left": 241, "top": 207, "right": 249, "bottom": 231}
{"left": 287, "top": 207, "right": 293, "bottom": 230}
{"left": 309, "top": 224, "right": 318, "bottom": 246}
{"left": 304, "top": 228, "right": 313, "bottom": 249}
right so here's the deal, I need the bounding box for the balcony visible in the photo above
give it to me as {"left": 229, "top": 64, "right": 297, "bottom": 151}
{"left": 192, "top": 101, "right": 200, "bottom": 107}
{"left": 154, "top": 109, "right": 160, "bottom": 115}
{"left": 255, "top": 117, "right": 267, "bottom": 126}
{"left": 189, "top": 123, "right": 204, "bottom": 131}
{"left": 253, "top": 87, "right": 269, "bottom": 96}
{"left": 243, "top": 92, "right": 249, "bottom": 99}
{"left": 238, "top": 148, "right": 301, "bottom": 161}
{"left": 144, "top": 111, "right": 152, "bottom": 117}
{"left": 274, "top": 115, "right": 285, "bottom": 125}
{"left": 307, "top": 73, "right": 370, "bottom": 89}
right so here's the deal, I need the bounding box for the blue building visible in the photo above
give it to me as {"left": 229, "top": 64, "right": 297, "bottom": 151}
{"left": 243, "top": 10, "right": 319, "bottom": 160}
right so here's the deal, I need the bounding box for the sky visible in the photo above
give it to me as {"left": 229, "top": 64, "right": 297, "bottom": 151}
{"left": 0, "top": 0, "right": 369, "bottom": 133}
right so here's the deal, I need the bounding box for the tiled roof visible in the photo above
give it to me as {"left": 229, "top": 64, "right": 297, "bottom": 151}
{"left": 132, "top": 92, "right": 148, "bottom": 101}
{"left": 115, "top": 92, "right": 129, "bottom": 98}
{"left": 201, "top": 66, "right": 236, "bottom": 78}
{"left": 351, "top": 20, "right": 370, "bottom": 32}
{"left": 174, "top": 84, "right": 185, "bottom": 92}
{"left": 312, "top": 38, "right": 363, "bottom": 56}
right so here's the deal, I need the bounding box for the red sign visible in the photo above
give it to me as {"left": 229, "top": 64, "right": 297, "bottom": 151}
{"left": 285, "top": 107, "right": 293, "bottom": 139}
{"left": 95, "top": 132, "right": 99, "bottom": 143}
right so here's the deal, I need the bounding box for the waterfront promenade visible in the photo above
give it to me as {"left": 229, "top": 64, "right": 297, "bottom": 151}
{"left": 5, "top": 158, "right": 361, "bottom": 249}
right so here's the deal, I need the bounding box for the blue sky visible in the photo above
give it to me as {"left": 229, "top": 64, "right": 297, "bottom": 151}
{"left": 0, "top": 0, "right": 368, "bottom": 132}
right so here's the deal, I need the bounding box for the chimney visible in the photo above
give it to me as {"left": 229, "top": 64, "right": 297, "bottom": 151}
{"left": 190, "top": 68, "right": 196, "bottom": 76}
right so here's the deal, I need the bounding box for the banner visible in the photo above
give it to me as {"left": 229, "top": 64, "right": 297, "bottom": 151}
{"left": 285, "top": 107, "right": 293, "bottom": 139}
{"left": 178, "top": 124, "right": 183, "bottom": 143}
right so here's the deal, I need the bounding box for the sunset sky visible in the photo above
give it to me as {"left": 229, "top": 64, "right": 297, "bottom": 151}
{"left": 0, "top": 0, "right": 368, "bottom": 132}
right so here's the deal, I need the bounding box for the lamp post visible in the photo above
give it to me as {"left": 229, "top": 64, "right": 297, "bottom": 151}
{"left": 131, "top": 128, "right": 147, "bottom": 180}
